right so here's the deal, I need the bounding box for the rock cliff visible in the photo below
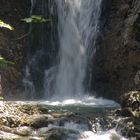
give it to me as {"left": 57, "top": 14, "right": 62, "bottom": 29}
{"left": 0, "top": 0, "right": 30, "bottom": 98}
{"left": 92, "top": 0, "right": 140, "bottom": 101}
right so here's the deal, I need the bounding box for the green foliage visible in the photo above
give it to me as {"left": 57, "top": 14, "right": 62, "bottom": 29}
{"left": 0, "top": 96, "right": 4, "bottom": 100}
{"left": 0, "top": 56, "right": 14, "bottom": 69}
{"left": 0, "top": 20, "right": 14, "bottom": 30}
{"left": 21, "top": 15, "right": 51, "bottom": 23}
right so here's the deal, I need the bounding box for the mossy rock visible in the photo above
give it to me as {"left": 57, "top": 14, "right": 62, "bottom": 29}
{"left": 46, "top": 129, "right": 64, "bottom": 140}
{"left": 37, "top": 105, "right": 48, "bottom": 114}
{"left": 27, "top": 115, "right": 48, "bottom": 128}
{"left": 19, "top": 104, "right": 41, "bottom": 115}
{"left": 46, "top": 128, "right": 78, "bottom": 140}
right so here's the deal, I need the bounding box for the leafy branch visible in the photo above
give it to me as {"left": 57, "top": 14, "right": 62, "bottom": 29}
{"left": 12, "top": 15, "right": 51, "bottom": 40}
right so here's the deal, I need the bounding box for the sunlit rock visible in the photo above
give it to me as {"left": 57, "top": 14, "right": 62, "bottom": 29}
{"left": 120, "top": 91, "right": 140, "bottom": 110}
{"left": 15, "top": 126, "right": 32, "bottom": 136}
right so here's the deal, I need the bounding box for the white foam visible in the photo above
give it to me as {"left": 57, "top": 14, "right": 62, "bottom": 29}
{"left": 45, "top": 121, "right": 128, "bottom": 140}
{"left": 78, "top": 129, "right": 128, "bottom": 140}
{"left": 42, "top": 95, "right": 119, "bottom": 107}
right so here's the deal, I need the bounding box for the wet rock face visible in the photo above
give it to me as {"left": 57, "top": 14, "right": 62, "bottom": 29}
{"left": 92, "top": 0, "right": 140, "bottom": 100}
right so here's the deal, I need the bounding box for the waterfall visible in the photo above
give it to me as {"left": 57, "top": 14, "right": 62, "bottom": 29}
{"left": 44, "top": 0, "right": 102, "bottom": 99}
{"left": 24, "top": 0, "right": 102, "bottom": 99}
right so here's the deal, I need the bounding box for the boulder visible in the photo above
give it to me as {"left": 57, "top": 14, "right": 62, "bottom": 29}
{"left": 27, "top": 115, "right": 48, "bottom": 128}
{"left": 116, "top": 118, "right": 135, "bottom": 138}
{"left": 120, "top": 91, "right": 140, "bottom": 110}
{"left": 15, "top": 126, "right": 32, "bottom": 136}
{"left": 134, "top": 71, "right": 140, "bottom": 85}
{"left": 45, "top": 129, "right": 64, "bottom": 140}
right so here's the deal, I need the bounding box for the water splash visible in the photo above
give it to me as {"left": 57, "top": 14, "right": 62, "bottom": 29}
{"left": 78, "top": 129, "right": 128, "bottom": 140}
{"left": 42, "top": 95, "right": 119, "bottom": 107}
{"left": 47, "top": 119, "right": 128, "bottom": 140}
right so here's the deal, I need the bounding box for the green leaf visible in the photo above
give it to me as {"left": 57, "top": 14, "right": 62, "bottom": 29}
{"left": 0, "top": 96, "right": 4, "bottom": 100}
{"left": 21, "top": 18, "right": 32, "bottom": 23}
{"left": 0, "top": 20, "right": 14, "bottom": 30}
{"left": 0, "top": 56, "right": 14, "bottom": 68}
{"left": 21, "top": 15, "right": 51, "bottom": 23}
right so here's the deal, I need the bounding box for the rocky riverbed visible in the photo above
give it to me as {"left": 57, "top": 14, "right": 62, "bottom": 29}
{"left": 0, "top": 101, "right": 115, "bottom": 140}
{"left": 0, "top": 91, "right": 139, "bottom": 140}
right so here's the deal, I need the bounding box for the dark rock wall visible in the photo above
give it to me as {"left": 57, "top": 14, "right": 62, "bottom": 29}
{"left": 92, "top": 0, "right": 140, "bottom": 101}
{"left": 0, "top": 0, "right": 30, "bottom": 98}
{"left": 26, "top": 0, "right": 58, "bottom": 99}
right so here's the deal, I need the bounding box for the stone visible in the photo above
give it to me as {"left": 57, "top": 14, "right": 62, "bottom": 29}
{"left": 134, "top": 71, "right": 140, "bottom": 85}
{"left": 15, "top": 126, "right": 32, "bottom": 136}
{"left": 134, "top": 125, "right": 140, "bottom": 133}
{"left": 121, "top": 107, "right": 133, "bottom": 117}
{"left": 45, "top": 129, "right": 64, "bottom": 140}
{"left": 37, "top": 127, "right": 49, "bottom": 136}
{"left": 120, "top": 91, "right": 140, "bottom": 109}
{"left": 27, "top": 115, "right": 48, "bottom": 128}
{"left": 0, "top": 130, "right": 24, "bottom": 140}
{"left": 119, "top": 91, "right": 140, "bottom": 119}
{"left": 116, "top": 91, "right": 140, "bottom": 138}
{"left": 117, "top": 118, "right": 135, "bottom": 138}
{"left": 38, "top": 106, "right": 48, "bottom": 114}
{"left": 0, "top": 125, "right": 13, "bottom": 133}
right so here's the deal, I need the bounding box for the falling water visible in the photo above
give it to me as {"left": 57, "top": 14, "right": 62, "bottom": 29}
{"left": 44, "top": 0, "right": 102, "bottom": 98}
{"left": 23, "top": 0, "right": 58, "bottom": 99}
